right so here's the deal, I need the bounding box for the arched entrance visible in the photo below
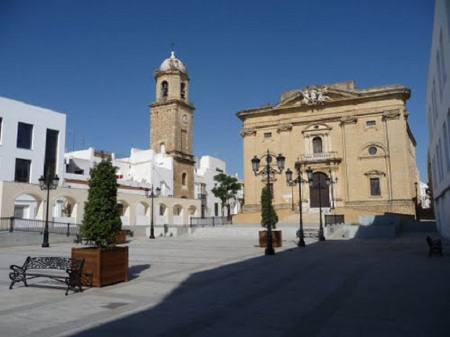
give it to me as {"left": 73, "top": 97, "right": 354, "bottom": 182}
{"left": 309, "top": 172, "right": 330, "bottom": 208}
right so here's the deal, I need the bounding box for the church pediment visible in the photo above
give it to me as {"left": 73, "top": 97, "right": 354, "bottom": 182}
{"left": 275, "top": 86, "right": 360, "bottom": 108}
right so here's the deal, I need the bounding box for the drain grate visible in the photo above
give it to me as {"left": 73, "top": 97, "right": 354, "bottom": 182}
{"left": 102, "top": 302, "right": 129, "bottom": 309}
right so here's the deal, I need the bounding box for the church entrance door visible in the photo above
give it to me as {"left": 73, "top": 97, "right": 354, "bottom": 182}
{"left": 309, "top": 172, "right": 330, "bottom": 208}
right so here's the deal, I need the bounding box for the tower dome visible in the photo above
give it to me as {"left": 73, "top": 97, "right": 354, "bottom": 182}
{"left": 159, "top": 51, "right": 186, "bottom": 73}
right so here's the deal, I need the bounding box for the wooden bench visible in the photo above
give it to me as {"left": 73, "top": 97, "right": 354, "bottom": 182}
{"left": 426, "top": 236, "right": 443, "bottom": 257}
{"left": 9, "top": 256, "right": 85, "bottom": 295}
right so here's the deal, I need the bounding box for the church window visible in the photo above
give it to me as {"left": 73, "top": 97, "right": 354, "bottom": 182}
{"left": 264, "top": 132, "right": 272, "bottom": 138}
{"left": 182, "top": 172, "right": 187, "bottom": 186}
{"left": 368, "top": 147, "right": 377, "bottom": 155}
{"left": 181, "top": 83, "right": 186, "bottom": 99}
{"left": 161, "top": 81, "right": 168, "bottom": 98}
{"left": 312, "top": 137, "right": 323, "bottom": 154}
{"left": 366, "top": 120, "right": 376, "bottom": 126}
{"left": 370, "top": 178, "right": 381, "bottom": 196}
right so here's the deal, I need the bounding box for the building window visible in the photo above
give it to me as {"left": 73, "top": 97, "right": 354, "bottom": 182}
{"left": 0, "top": 117, "right": 3, "bottom": 143}
{"left": 17, "top": 122, "right": 33, "bottom": 149}
{"left": 313, "top": 137, "right": 323, "bottom": 154}
{"left": 182, "top": 172, "right": 187, "bottom": 186}
{"left": 444, "top": 123, "right": 450, "bottom": 171}
{"left": 368, "top": 147, "right": 377, "bottom": 155}
{"left": 181, "top": 82, "right": 186, "bottom": 99}
{"left": 15, "top": 158, "right": 31, "bottom": 182}
{"left": 44, "top": 129, "right": 59, "bottom": 176}
{"left": 366, "top": 120, "right": 376, "bottom": 126}
{"left": 214, "top": 203, "right": 219, "bottom": 216}
{"left": 370, "top": 178, "right": 381, "bottom": 196}
{"left": 161, "top": 81, "right": 168, "bottom": 98}
{"left": 173, "top": 206, "right": 181, "bottom": 216}
{"left": 264, "top": 132, "right": 272, "bottom": 138}
{"left": 437, "top": 50, "right": 443, "bottom": 100}
{"left": 159, "top": 204, "right": 166, "bottom": 216}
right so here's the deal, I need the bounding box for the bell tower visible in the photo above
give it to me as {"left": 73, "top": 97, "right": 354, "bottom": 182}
{"left": 149, "top": 51, "right": 195, "bottom": 199}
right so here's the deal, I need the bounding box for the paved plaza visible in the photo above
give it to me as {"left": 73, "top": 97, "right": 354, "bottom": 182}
{"left": 0, "top": 230, "right": 450, "bottom": 337}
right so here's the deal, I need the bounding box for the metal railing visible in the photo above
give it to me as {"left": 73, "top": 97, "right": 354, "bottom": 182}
{"left": 189, "top": 216, "right": 232, "bottom": 227}
{"left": 0, "top": 217, "right": 80, "bottom": 236}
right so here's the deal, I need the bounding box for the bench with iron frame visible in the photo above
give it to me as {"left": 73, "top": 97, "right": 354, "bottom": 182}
{"left": 426, "top": 236, "right": 443, "bottom": 257}
{"left": 9, "top": 256, "right": 85, "bottom": 295}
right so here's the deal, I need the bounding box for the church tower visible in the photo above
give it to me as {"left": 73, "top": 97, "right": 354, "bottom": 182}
{"left": 149, "top": 51, "right": 195, "bottom": 199}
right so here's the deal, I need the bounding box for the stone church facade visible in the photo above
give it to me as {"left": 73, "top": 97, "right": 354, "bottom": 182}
{"left": 237, "top": 81, "right": 420, "bottom": 222}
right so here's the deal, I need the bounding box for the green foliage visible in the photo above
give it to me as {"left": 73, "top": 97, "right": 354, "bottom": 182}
{"left": 81, "top": 158, "right": 122, "bottom": 249}
{"left": 260, "top": 186, "right": 279, "bottom": 229}
{"left": 211, "top": 173, "right": 241, "bottom": 217}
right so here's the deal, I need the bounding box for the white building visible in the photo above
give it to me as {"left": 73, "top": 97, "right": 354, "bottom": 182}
{"left": 427, "top": 0, "right": 450, "bottom": 238}
{"left": 195, "top": 156, "right": 243, "bottom": 218}
{"left": 0, "top": 97, "right": 66, "bottom": 184}
{"left": 0, "top": 97, "right": 66, "bottom": 218}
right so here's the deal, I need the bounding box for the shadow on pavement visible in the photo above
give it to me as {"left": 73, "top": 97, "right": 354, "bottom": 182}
{"left": 70, "top": 233, "right": 450, "bottom": 337}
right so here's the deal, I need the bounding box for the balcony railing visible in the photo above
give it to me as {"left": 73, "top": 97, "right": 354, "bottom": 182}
{"left": 297, "top": 152, "right": 341, "bottom": 163}
{"left": 196, "top": 193, "right": 207, "bottom": 200}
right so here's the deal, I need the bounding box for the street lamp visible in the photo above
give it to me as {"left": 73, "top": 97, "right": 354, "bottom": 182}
{"left": 38, "top": 173, "right": 60, "bottom": 248}
{"left": 306, "top": 167, "right": 327, "bottom": 241}
{"left": 286, "top": 167, "right": 308, "bottom": 247}
{"left": 145, "top": 185, "right": 161, "bottom": 239}
{"left": 328, "top": 172, "right": 338, "bottom": 225}
{"left": 251, "top": 150, "right": 285, "bottom": 255}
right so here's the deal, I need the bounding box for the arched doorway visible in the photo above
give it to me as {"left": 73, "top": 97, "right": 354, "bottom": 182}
{"left": 309, "top": 172, "right": 330, "bottom": 208}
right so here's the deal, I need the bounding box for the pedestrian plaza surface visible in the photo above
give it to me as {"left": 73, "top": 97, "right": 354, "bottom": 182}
{"left": 0, "top": 229, "right": 449, "bottom": 337}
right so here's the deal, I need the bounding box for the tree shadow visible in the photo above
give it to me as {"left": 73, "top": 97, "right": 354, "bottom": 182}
{"left": 128, "top": 263, "right": 151, "bottom": 281}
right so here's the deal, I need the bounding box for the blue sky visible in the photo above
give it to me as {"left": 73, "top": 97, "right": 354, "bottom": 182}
{"left": 0, "top": 0, "right": 434, "bottom": 181}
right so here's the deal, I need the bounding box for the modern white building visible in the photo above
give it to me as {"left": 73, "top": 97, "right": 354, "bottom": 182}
{"left": 0, "top": 97, "right": 66, "bottom": 219}
{"left": 427, "top": 0, "right": 450, "bottom": 238}
{"left": 195, "top": 156, "right": 243, "bottom": 218}
{"left": 0, "top": 97, "right": 66, "bottom": 184}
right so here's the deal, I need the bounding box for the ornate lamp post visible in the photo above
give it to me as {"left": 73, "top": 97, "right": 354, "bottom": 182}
{"left": 251, "top": 150, "right": 285, "bottom": 255}
{"left": 286, "top": 167, "right": 308, "bottom": 247}
{"left": 306, "top": 167, "right": 327, "bottom": 241}
{"left": 145, "top": 185, "right": 161, "bottom": 239}
{"left": 328, "top": 172, "right": 338, "bottom": 225}
{"left": 38, "top": 173, "right": 59, "bottom": 248}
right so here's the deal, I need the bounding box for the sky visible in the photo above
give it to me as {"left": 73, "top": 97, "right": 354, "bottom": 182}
{"left": 0, "top": 0, "right": 434, "bottom": 181}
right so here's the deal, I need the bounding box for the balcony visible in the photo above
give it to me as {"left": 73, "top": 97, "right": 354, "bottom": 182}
{"left": 297, "top": 152, "right": 342, "bottom": 164}
{"left": 196, "top": 193, "right": 207, "bottom": 200}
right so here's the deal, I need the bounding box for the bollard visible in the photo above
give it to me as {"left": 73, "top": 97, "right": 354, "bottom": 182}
{"left": 9, "top": 216, "right": 14, "bottom": 233}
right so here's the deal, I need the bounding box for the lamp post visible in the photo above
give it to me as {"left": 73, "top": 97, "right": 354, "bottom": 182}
{"left": 251, "top": 150, "right": 285, "bottom": 255}
{"left": 286, "top": 167, "right": 307, "bottom": 247}
{"left": 145, "top": 185, "right": 161, "bottom": 239}
{"left": 306, "top": 167, "right": 327, "bottom": 241}
{"left": 38, "top": 173, "right": 59, "bottom": 248}
{"left": 328, "top": 172, "right": 338, "bottom": 225}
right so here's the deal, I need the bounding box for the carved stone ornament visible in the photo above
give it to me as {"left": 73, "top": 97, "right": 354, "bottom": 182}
{"left": 240, "top": 128, "right": 257, "bottom": 137}
{"left": 277, "top": 124, "right": 293, "bottom": 133}
{"left": 340, "top": 115, "right": 358, "bottom": 125}
{"left": 300, "top": 87, "right": 330, "bottom": 105}
{"left": 382, "top": 109, "right": 401, "bottom": 120}
{"left": 364, "top": 169, "right": 386, "bottom": 177}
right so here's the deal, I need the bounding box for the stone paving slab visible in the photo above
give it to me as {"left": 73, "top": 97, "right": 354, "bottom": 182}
{"left": 0, "top": 232, "right": 449, "bottom": 336}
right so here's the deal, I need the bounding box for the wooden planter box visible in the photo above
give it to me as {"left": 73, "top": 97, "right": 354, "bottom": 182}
{"left": 71, "top": 246, "right": 128, "bottom": 287}
{"left": 115, "top": 230, "right": 127, "bottom": 244}
{"left": 259, "top": 230, "right": 282, "bottom": 248}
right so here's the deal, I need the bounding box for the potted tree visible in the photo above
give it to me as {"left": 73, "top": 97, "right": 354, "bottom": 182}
{"left": 259, "top": 186, "right": 282, "bottom": 247}
{"left": 71, "top": 158, "right": 128, "bottom": 287}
